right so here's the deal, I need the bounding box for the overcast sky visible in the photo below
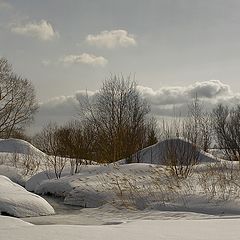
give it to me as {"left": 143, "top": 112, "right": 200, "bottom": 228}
{"left": 1, "top": 0, "right": 240, "bottom": 132}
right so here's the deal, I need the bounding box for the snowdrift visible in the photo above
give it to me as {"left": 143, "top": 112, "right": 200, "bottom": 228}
{"left": 25, "top": 168, "right": 72, "bottom": 192}
{"left": 120, "top": 138, "right": 217, "bottom": 164}
{"left": 0, "top": 139, "right": 49, "bottom": 184}
{"left": 0, "top": 175, "right": 55, "bottom": 217}
{"left": 0, "top": 138, "right": 45, "bottom": 157}
{"left": 27, "top": 161, "right": 240, "bottom": 214}
{"left": 26, "top": 164, "right": 157, "bottom": 207}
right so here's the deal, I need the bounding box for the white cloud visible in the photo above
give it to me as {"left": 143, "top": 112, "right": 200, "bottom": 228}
{"left": 187, "top": 80, "right": 231, "bottom": 98}
{"left": 60, "top": 53, "right": 108, "bottom": 67}
{"left": 11, "top": 20, "right": 59, "bottom": 41}
{"left": 137, "top": 80, "right": 239, "bottom": 117}
{"left": 138, "top": 80, "right": 232, "bottom": 106}
{"left": 86, "top": 30, "right": 136, "bottom": 49}
{"left": 31, "top": 80, "right": 240, "bottom": 133}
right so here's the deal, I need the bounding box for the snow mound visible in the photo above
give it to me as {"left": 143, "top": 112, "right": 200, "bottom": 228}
{"left": 25, "top": 171, "right": 56, "bottom": 192}
{"left": 0, "top": 138, "right": 45, "bottom": 157}
{"left": 27, "top": 161, "right": 240, "bottom": 212}
{"left": 28, "top": 164, "right": 164, "bottom": 208}
{"left": 122, "top": 138, "right": 218, "bottom": 164}
{"left": 0, "top": 175, "right": 55, "bottom": 217}
{"left": 25, "top": 168, "right": 72, "bottom": 192}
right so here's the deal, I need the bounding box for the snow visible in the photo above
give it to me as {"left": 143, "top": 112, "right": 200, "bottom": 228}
{"left": 1, "top": 216, "right": 240, "bottom": 240}
{"left": 27, "top": 164, "right": 159, "bottom": 207}
{"left": 0, "top": 138, "right": 49, "bottom": 186}
{"left": 0, "top": 138, "right": 45, "bottom": 157}
{"left": 25, "top": 167, "right": 74, "bottom": 192}
{"left": 0, "top": 216, "right": 33, "bottom": 228}
{"left": 0, "top": 138, "right": 53, "bottom": 186}
{"left": 0, "top": 138, "right": 240, "bottom": 239}
{"left": 119, "top": 138, "right": 218, "bottom": 164}
{"left": 25, "top": 159, "right": 240, "bottom": 215}
{"left": 0, "top": 175, "right": 55, "bottom": 217}
{"left": 25, "top": 170, "right": 62, "bottom": 192}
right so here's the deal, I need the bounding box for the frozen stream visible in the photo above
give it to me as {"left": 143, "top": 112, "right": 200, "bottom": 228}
{"left": 20, "top": 195, "right": 136, "bottom": 225}
{"left": 19, "top": 195, "right": 240, "bottom": 226}
{"left": 20, "top": 195, "right": 106, "bottom": 225}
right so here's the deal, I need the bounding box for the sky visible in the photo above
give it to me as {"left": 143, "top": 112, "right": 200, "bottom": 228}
{"left": 1, "top": 0, "right": 240, "bottom": 132}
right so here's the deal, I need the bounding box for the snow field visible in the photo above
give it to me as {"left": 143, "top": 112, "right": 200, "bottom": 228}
{"left": 1, "top": 216, "right": 240, "bottom": 240}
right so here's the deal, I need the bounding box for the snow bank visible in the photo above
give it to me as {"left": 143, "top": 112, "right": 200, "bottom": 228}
{"left": 120, "top": 138, "right": 218, "bottom": 164}
{"left": 25, "top": 171, "right": 59, "bottom": 192}
{"left": 0, "top": 138, "right": 45, "bottom": 157}
{"left": 26, "top": 161, "right": 240, "bottom": 213}
{"left": 30, "top": 165, "right": 141, "bottom": 206}
{"left": 0, "top": 139, "right": 49, "bottom": 183}
{"left": 25, "top": 168, "right": 73, "bottom": 192}
{"left": 0, "top": 175, "right": 55, "bottom": 217}
{"left": 27, "top": 164, "right": 166, "bottom": 208}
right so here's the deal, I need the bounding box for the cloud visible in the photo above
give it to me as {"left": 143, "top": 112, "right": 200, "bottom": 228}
{"left": 138, "top": 80, "right": 232, "bottom": 106}
{"left": 0, "top": 0, "right": 12, "bottom": 10}
{"left": 31, "top": 80, "right": 240, "bottom": 133}
{"left": 32, "top": 91, "right": 96, "bottom": 133}
{"left": 11, "top": 20, "right": 59, "bottom": 41}
{"left": 39, "top": 95, "right": 79, "bottom": 116}
{"left": 86, "top": 30, "right": 136, "bottom": 49}
{"left": 38, "top": 90, "right": 97, "bottom": 119}
{"left": 187, "top": 80, "right": 231, "bottom": 98}
{"left": 60, "top": 53, "right": 108, "bottom": 67}
{"left": 137, "top": 80, "right": 239, "bottom": 117}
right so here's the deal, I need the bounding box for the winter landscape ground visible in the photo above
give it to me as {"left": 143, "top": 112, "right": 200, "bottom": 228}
{"left": 1, "top": 138, "right": 240, "bottom": 239}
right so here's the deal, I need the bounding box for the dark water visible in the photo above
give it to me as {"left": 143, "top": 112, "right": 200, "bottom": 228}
{"left": 41, "top": 195, "right": 82, "bottom": 215}
{"left": 20, "top": 195, "right": 120, "bottom": 225}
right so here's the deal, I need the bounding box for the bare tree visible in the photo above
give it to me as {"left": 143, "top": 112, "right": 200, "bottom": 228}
{"left": 78, "top": 75, "right": 152, "bottom": 163}
{"left": 144, "top": 117, "right": 159, "bottom": 147}
{"left": 0, "top": 57, "right": 38, "bottom": 138}
{"left": 33, "top": 123, "right": 67, "bottom": 178}
{"left": 184, "top": 94, "right": 212, "bottom": 152}
{"left": 212, "top": 104, "right": 240, "bottom": 162}
{"left": 163, "top": 138, "right": 200, "bottom": 178}
{"left": 160, "top": 116, "right": 200, "bottom": 178}
{"left": 56, "top": 120, "right": 95, "bottom": 173}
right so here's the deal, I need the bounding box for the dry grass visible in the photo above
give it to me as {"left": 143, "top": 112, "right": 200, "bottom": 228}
{"left": 197, "top": 161, "right": 240, "bottom": 201}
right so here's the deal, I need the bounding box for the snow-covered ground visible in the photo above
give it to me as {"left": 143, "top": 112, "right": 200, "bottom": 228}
{"left": 1, "top": 215, "right": 240, "bottom": 240}
{"left": 1, "top": 138, "right": 240, "bottom": 239}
